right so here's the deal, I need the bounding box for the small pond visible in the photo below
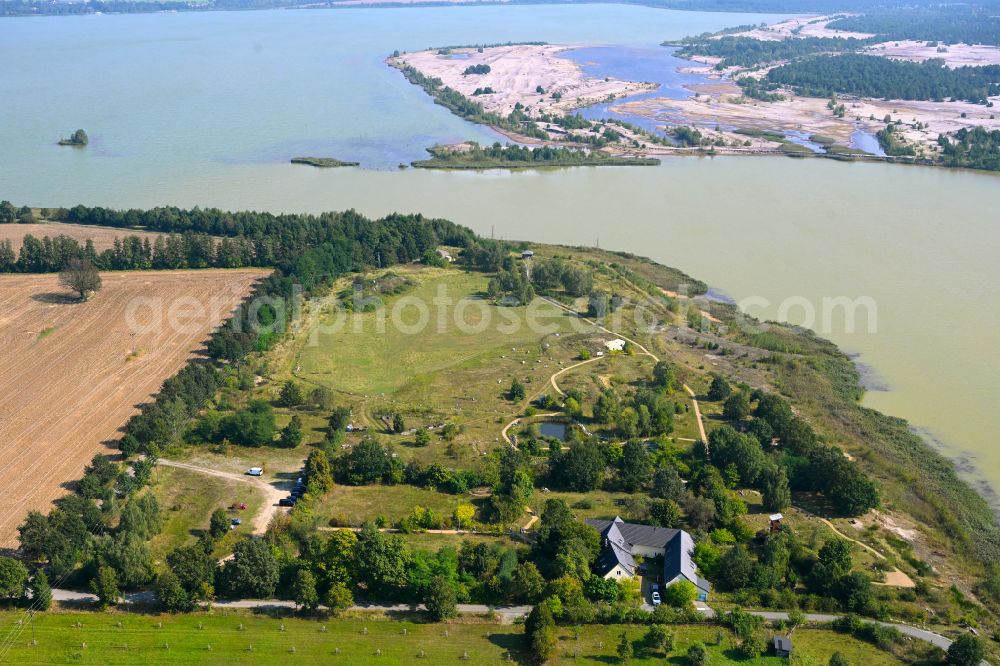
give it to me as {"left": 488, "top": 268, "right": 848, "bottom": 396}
{"left": 539, "top": 421, "right": 568, "bottom": 441}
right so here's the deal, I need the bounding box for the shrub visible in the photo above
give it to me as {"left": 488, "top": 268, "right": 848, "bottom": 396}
{"left": 663, "top": 581, "right": 697, "bottom": 607}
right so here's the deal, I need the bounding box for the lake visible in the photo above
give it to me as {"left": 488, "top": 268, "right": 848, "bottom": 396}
{"left": 2, "top": 5, "right": 999, "bottom": 504}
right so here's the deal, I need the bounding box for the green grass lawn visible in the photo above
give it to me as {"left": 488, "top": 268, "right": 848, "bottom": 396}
{"left": 537, "top": 489, "right": 639, "bottom": 522}
{"left": 295, "top": 267, "right": 579, "bottom": 397}
{"left": 0, "top": 612, "right": 908, "bottom": 666}
{"left": 0, "top": 611, "right": 525, "bottom": 665}
{"left": 315, "top": 484, "right": 491, "bottom": 528}
{"left": 287, "top": 266, "right": 613, "bottom": 467}
{"left": 147, "top": 466, "right": 265, "bottom": 564}
{"left": 555, "top": 624, "right": 908, "bottom": 665}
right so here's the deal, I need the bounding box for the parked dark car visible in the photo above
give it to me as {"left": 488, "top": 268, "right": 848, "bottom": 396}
{"left": 279, "top": 497, "right": 296, "bottom": 507}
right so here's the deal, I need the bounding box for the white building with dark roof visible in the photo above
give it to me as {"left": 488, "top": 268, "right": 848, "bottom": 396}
{"left": 586, "top": 516, "right": 711, "bottom": 601}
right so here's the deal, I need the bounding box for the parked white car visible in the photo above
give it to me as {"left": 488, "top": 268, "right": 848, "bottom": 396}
{"left": 651, "top": 591, "right": 661, "bottom": 606}
{"left": 246, "top": 467, "right": 263, "bottom": 476}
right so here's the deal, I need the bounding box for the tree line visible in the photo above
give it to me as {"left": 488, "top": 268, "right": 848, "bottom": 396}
{"left": 828, "top": 6, "right": 1000, "bottom": 47}
{"left": 677, "top": 35, "right": 870, "bottom": 70}
{"left": 767, "top": 55, "right": 1000, "bottom": 104}
{"left": 0, "top": 232, "right": 240, "bottom": 273}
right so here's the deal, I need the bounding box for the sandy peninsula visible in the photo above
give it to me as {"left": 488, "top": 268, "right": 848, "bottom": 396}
{"left": 394, "top": 27, "right": 1000, "bottom": 164}
{"left": 392, "top": 44, "right": 656, "bottom": 117}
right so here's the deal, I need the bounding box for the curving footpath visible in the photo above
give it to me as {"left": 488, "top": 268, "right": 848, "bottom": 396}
{"left": 538, "top": 297, "right": 708, "bottom": 446}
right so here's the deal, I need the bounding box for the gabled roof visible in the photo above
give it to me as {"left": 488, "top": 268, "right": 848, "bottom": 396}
{"left": 592, "top": 518, "right": 636, "bottom": 577}
{"left": 585, "top": 518, "right": 710, "bottom": 592}
{"left": 585, "top": 517, "right": 679, "bottom": 550}
{"left": 664, "top": 529, "right": 711, "bottom": 593}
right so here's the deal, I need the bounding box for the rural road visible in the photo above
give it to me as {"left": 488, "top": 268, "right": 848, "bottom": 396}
{"left": 47, "top": 587, "right": 982, "bottom": 659}
{"left": 157, "top": 459, "right": 288, "bottom": 535}
{"left": 50, "top": 588, "right": 531, "bottom": 622}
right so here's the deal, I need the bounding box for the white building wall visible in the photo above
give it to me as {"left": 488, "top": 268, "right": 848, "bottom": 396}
{"left": 629, "top": 544, "right": 665, "bottom": 558}
{"left": 602, "top": 564, "right": 632, "bottom": 580}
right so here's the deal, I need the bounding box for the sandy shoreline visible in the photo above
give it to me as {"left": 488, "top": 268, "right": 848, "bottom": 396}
{"left": 393, "top": 44, "right": 656, "bottom": 117}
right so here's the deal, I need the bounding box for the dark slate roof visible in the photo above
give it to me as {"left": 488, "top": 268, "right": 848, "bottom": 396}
{"left": 591, "top": 518, "right": 637, "bottom": 577}
{"left": 585, "top": 517, "right": 680, "bottom": 550}
{"left": 663, "top": 529, "right": 711, "bottom": 593}
{"left": 773, "top": 636, "right": 792, "bottom": 652}
{"left": 586, "top": 517, "right": 710, "bottom": 593}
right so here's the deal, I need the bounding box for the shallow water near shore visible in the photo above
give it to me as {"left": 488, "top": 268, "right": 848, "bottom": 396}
{"left": 2, "top": 5, "right": 1000, "bottom": 505}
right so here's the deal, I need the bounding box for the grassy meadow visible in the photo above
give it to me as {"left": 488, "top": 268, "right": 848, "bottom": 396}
{"left": 0, "top": 611, "right": 910, "bottom": 666}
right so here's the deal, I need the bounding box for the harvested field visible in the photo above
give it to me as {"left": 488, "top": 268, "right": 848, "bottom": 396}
{"left": 0, "top": 269, "right": 268, "bottom": 548}
{"left": 0, "top": 222, "right": 165, "bottom": 253}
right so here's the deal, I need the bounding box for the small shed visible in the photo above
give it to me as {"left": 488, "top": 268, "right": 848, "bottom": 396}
{"left": 773, "top": 635, "right": 792, "bottom": 658}
{"left": 769, "top": 513, "right": 784, "bottom": 533}
{"left": 521, "top": 250, "right": 535, "bottom": 259}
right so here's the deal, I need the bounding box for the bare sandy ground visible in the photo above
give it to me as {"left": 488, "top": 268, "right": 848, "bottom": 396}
{"left": 0, "top": 222, "right": 165, "bottom": 254}
{"left": 728, "top": 14, "right": 874, "bottom": 41}
{"left": 616, "top": 82, "right": 1000, "bottom": 155}
{"left": 865, "top": 40, "right": 1000, "bottom": 68}
{"left": 396, "top": 41, "right": 1000, "bottom": 158}
{"left": 0, "top": 269, "right": 267, "bottom": 548}
{"left": 617, "top": 83, "right": 857, "bottom": 143}
{"left": 394, "top": 45, "right": 656, "bottom": 117}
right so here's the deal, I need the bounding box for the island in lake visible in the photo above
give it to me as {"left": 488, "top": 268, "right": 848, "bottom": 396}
{"left": 290, "top": 156, "right": 360, "bottom": 168}
{"left": 57, "top": 129, "right": 89, "bottom": 147}
{"left": 411, "top": 141, "right": 660, "bottom": 169}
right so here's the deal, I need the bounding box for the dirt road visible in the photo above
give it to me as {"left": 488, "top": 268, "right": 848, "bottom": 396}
{"left": 157, "top": 459, "right": 287, "bottom": 535}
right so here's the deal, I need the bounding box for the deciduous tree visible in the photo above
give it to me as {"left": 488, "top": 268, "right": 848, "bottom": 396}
{"left": 424, "top": 575, "right": 458, "bottom": 620}
{"left": 90, "top": 566, "right": 120, "bottom": 609}
{"left": 59, "top": 258, "right": 102, "bottom": 300}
